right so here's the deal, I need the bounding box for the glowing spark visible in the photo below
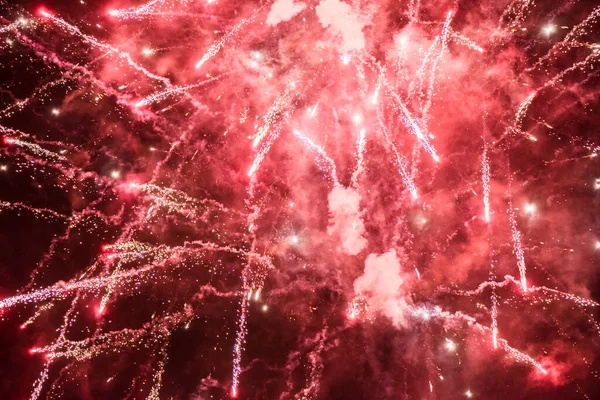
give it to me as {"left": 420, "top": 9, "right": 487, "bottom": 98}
{"left": 386, "top": 85, "right": 440, "bottom": 162}
{"left": 422, "top": 11, "right": 453, "bottom": 119}
{"left": 351, "top": 129, "right": 367, "bottom": 188}
{"left": 543, "top": 24, "right": 555, "bottom": 35}
{"left": 195, "top": 13, "right": 258, "bottom": 69}
{"left": 524, "top": 203, "right": 536, "bottom": 214}
{"left": 509, "top": 200, "right": 528, "bottom": 292}
{"left": 293, "top": 130, "right": 339, "bottom": 185}
{"left": 310, "top": 101, "right": 319, "bottom": 117}
{"left": 135, "top": 76, "right": 221, "bottom": 107}
{"left": 372, "top": 85, "right": 380, "bottom": 105}
{"left": 491, "top": 287, "right": 499, "bottom": 349}
{"left": 482, "top": 141, "right": 491, "bottom": 222}
{"left": 40, "top": 11, "right": 173, "bottom": 86}
{"left": 378, "top": 114, "right": 419, "bottom": 198}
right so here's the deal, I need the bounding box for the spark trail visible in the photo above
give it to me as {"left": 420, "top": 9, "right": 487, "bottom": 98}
{"left": 482, "top": 139, "right": 491, "bottom": 222}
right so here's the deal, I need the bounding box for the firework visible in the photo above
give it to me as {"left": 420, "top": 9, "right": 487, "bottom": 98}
{"left": 0, "top": 1, "right": 599, "bottom": 399}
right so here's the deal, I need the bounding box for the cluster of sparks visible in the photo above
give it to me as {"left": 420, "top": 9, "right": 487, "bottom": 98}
{"left": 0, "top": 0, "right": 599, "bottom": 398}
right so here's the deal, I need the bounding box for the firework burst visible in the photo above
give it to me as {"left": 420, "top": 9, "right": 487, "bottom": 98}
{"left": 0, "top": 0, "right": 599, "bottom": 399}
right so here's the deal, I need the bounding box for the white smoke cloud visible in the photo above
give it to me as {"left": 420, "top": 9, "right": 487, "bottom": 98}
{"left": 354, "top": 249, "right": 410, "bottom": 327}
{"left": 328, "top": 185, "right": 367, "bottom": 255}
{"left": 266, "top": 0, "right": 306, "bottom": 26}
{"left": 315, "top": 0, "right": 366, "bottom": 51}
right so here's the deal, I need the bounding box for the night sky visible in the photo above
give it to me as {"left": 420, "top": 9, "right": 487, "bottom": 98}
{"left": 0, "top": 0, "right": 599, "bottom": 399}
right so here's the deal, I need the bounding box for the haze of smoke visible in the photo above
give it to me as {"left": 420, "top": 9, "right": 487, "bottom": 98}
{"left": 327, "top": 185, "right": 367, "bottom": 256}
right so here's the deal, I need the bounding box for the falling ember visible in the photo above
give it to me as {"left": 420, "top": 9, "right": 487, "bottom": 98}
{"left": 293, "top": 129, "right": 339, "bottom": 185}
{"left": 378, "top": 113, "right": 419, "bottom": 199}
{"left": 0, "top": 0, "right": 598, "bottom": 399}
{"left": 481, "top": 140, "right": 491, "bottom": 222}
{"left": 351, "top": 128, "right": 367, "bottom": 188}
{"left": 491, "top": 290, "right": 499, "bottom": 349}
{"left": 508, "top": 194, "right": 529, "bottom": 293}
{"left": 195, "top": 12, "right": 258, "bottom": 69}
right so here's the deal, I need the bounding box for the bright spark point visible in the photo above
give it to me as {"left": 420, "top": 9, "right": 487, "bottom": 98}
{"left": 51, "top": 108, "right": 60, "bottom": 115}
{"left": 290, "top": 235, "right": 299, "bottom": 244}
{"left": 142, "top": 48, "right": 153, "bottom": 56}
{"left": 352, "top": 114, "right": 362, "bottom": 124}
{"left": 466, "top": 390, "right": 473, "bottom": 398}
{"left": 262, "top": 305, "right": 268, "bottom": 311}
{"left": 310, "top": 102, "right": 318, "bottom": 117}
{"left": 110, "top": 170, "right": 121, "bottom": 179}
{"left": 340, "top": 53, "right": 351, "bottom": 64}
{"left": 0, "top": 165, "right": 6, "bottom": 171}
{"left": 524, "top": 203, "right": 536, "bottom": 214}
{"left": 543, "top": 24, "right": 555, "bottom": 35}
{"left": 445, "top": 339, "right": 456, "bottom": 351}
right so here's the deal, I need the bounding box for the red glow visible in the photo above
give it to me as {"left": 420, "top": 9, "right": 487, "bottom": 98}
{"left": 95, "top": 305, "right": 105, "bottom": 317}
{"left": 36, "top": 7, "right": 52, "bottom": 18}
{"left": 119, "top": 181, "right": 141, "bottom": 194}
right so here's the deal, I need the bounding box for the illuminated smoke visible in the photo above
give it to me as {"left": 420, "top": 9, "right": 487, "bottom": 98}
{"left": 353, "top": 249, "right": 410, "bottom": 326}
{"left": 328, "top": 185, "right": 367, "bottom": 255}
{"left": 315, "top": 0, "right": 366, "bottom": 52}
{"left": 266, "top": 0, "right": 306, "bottom": 26}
